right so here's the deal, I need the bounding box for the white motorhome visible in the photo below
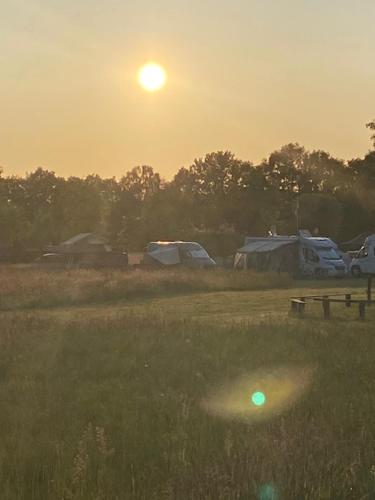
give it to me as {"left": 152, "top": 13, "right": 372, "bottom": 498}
{"left": 235, "top": 231, "right": 347, "bottom": 278}
{"left": 298, "top": 234, "right": 346, "bottom": 277}
{"left": 144, "top": 241, "right": 216, "bottom": 268}
{"left": 350, "top": 235, "right": 375, "bottom": 276}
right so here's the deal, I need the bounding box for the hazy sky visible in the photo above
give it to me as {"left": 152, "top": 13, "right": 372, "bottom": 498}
{"left": 1, "top": 0, "right": 375, "bottom": 179}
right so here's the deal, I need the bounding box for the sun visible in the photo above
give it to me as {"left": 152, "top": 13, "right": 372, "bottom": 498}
{"left": 138, "top": 63, "right": 167, "bottom": 92}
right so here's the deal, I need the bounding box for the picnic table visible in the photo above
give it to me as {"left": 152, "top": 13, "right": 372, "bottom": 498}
{"left": 290, "top": 275, "right": 374, "bottom": 321}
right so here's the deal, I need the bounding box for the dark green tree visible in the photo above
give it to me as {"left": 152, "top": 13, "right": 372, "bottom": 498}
{"left": 366, "top": 120, "right": 375, "bottom": 149}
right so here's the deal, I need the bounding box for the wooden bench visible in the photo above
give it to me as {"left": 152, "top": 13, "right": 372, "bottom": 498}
{"left": 290, "top": 298, "right": 306, "bottom": 315}
{"left": 290, "top": 276, "right": 375, "bottom": 321}
{"left": 291, "top": 296, "right": 374, "bottom": 320}
{"left": 311, "top": 297, "right": 372, "bottom": 320}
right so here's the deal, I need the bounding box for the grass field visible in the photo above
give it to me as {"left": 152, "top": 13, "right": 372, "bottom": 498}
{"left": 0, "top": 268, "right": 375, "bottom": 499}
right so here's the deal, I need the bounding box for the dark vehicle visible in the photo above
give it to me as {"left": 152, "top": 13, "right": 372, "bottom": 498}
{"left": 37, "top": 251, "right": 128, "bottom": 269}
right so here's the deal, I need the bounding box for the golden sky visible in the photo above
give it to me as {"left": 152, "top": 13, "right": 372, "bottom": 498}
{"left": 1, "top": 0, "right": 375, "bottom": 179}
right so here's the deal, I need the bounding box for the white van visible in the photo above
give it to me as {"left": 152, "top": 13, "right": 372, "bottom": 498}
{"left": 350, "top": 235, "right": 375, "bottom": 276}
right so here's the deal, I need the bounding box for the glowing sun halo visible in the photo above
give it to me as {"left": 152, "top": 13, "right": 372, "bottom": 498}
{"left": 138, "top": 63, "right": 167, "bottom": 92}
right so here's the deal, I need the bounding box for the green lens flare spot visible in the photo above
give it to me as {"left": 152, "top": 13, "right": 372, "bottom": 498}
{"left": 259, "top": 483, "right": 278, "bottom": 500}
{"left": 251, "top": 391, "right": 266, "bottom": 407}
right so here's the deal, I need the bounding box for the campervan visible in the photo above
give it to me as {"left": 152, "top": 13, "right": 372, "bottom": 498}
{"left": 350, "top": 235, "right": 375, "bottom": 276}
{"left": 298, "top": 235, "right": 346, "bottom": 277}
{"left": 144, "top": 241, "right": 216, "bottom": 268}
{"left": 235, "top": 231, "right": 347, "bottom": 278}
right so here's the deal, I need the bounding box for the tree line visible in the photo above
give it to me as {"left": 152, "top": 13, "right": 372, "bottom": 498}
{"left": 1, "top": 122, "right": 374, "bottom": 258}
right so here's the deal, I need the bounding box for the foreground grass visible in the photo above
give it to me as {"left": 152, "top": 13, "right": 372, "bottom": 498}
{"left": 1, "top": 270, "right": 374, "bottom": 499}
{"left": 1, "top": 309, "right": 375, "bottom": 498}
{"left": 0, "top": 267, "right": 293, "bottom": 311}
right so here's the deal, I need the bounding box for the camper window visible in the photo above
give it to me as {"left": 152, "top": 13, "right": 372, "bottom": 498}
{"left": 303, "top": 248, "right": 319, "bottom": 263}
{"left": 179, "top": 243, "right": 210, "bottom": 258}
{"left": 316, "top": 247, "right": 341, "bottom": 260}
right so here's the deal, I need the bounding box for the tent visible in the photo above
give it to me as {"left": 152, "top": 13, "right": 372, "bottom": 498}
{"left": 234, "top": 237, "right": 299, "bottom": 273}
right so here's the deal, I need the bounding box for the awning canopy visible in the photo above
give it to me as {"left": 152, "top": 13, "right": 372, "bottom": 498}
{"left": 237, "top": 239, "right": 297, "bottom": 254}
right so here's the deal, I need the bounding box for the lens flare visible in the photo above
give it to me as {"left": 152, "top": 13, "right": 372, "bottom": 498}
{"left": 259, "top": 483, "right": 278, "bottom": 500}
{"left": 202, "top": 366, "right": 314, "bottom": 423}
{"left": 252, "top": 391, "right": 266, "bottom": 407}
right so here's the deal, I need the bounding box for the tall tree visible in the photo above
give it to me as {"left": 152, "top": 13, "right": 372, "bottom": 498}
{"left": 173, "top": 151, "right": 256, "bottom": 231}
{"left": 366, "top": 119, "right": 375, "bottom": 149}
{"left": 121, "top": 166, "right": 161, "bottom": 201}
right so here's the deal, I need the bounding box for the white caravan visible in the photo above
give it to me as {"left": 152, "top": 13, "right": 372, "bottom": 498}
{"left": 350, "top": 235, "right": 375, "bottom": 276}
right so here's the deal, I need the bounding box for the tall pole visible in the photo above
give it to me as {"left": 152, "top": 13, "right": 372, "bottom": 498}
{"left": 295, "top": 194, "right": 300, "bottom": 234}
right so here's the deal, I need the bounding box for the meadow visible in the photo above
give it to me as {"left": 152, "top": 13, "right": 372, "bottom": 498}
{"left": 0, "top": 267, "right": 374, "bottom": 499}
{"left": 0, "top": 267, "right": 293, "bottom": 311}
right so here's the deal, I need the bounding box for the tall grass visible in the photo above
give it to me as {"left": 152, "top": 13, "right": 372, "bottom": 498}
{"left": 0, "top": 267, "right": 292, "bottom": 311}
{"left": 0, "top": 311, "right": 375, "bottom": 499}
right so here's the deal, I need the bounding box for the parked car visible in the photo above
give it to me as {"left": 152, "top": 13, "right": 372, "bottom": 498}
{"left": 37, "top": 251, "right": 128, "bottom": 269}
{"left": 37, "top": 253, "right": 68, "bottom": 266}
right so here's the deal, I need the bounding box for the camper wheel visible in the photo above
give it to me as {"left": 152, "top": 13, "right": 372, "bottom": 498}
{"left": 351, "top": 266, "right": 362, "bottom": 278}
